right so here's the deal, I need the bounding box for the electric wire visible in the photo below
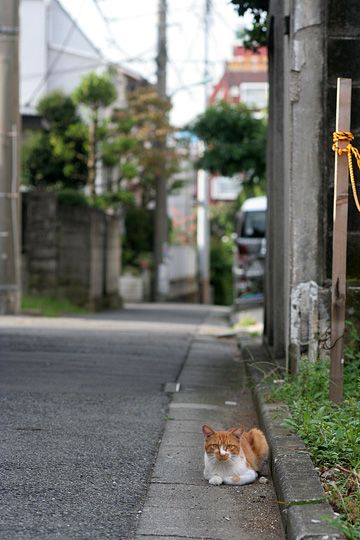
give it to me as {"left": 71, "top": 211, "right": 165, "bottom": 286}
{"left": 25, "top": 0, "right": 239, "bottom": 119}
{"left": 91, "top": 0, "right": 130, "bottom": 58}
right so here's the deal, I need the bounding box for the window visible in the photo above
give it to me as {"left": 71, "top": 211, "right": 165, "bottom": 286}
{"left": 240, "top": 211, "right": 266, "bottom": 238}
{"left": 239, "top": 82, "right": 268, "bottom": 110}
{"left": 230, "top": 85, "right": 240, "bottom": 97}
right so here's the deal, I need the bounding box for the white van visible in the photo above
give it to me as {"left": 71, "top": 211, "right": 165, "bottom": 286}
{"left": 233, "top": 196, "right": 267, "bottom": 304}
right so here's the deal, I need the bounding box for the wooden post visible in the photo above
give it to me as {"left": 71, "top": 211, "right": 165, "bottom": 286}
{"left": 330, "top": 78, "right": 352, "bottom": 403}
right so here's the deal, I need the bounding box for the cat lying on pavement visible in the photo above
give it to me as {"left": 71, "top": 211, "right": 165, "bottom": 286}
{"left": 202, "top": 424, "right": 269, "bottom": 486}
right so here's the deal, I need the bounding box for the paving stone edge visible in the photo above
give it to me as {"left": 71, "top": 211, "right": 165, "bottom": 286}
{"left": 237, "top": 336, "right": 345, "bottom": 540}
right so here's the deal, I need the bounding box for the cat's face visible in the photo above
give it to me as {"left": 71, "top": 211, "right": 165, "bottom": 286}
{"left": 202, "top": 425, "right": 244, "bottom": 462}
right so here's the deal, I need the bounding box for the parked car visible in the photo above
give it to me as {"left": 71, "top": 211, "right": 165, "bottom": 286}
{"left": 233, "top": 195, "right": 267, "bottom": 305}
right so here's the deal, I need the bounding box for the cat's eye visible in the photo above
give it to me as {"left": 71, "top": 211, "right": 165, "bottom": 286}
{"left": 226, "top": 445, "right": 236, "bottom": 451}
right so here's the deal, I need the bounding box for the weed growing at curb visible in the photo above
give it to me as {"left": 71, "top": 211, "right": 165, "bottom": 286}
{"left": 269, "top": 324, "right": 360, "bottom": 539}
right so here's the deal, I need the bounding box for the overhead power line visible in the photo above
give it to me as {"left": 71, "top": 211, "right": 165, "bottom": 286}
{"left": 91, "top": 0, "right": 131, "bottom": 58}
{"left": 22, "top": 51, "right": 158, "bottom": 83}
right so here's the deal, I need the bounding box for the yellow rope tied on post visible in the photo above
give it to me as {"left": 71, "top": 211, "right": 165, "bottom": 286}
{"left": 332, "top": 131, "right": 360, "bottom": 212}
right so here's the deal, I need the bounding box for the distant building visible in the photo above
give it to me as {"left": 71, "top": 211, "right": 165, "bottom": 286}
{"left": 209, "top": 175, "right": 242, "bottom": 204}
{"left": 209, "top": 45, "right": 268, "bottom": 112}
{"left": 20, "top": 0, "right": 103, "bottom": 127}
{"left": 207, "top": 43, "right": 268, "bottom": 204}
{"left": 20, "top": 0, "right": 149, "bottom": 196}
{"left": 20, "top": 0, "right": 147, "bottom": 129}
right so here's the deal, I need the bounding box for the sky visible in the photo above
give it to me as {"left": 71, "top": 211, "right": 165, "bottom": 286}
{"left": 59, "top": 0, "right": 248, "bottom": 127}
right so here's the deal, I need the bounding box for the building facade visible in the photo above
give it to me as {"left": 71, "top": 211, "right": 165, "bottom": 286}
{"left": 20, "top": 0, "right": 103, "bottom": 124}
{"left": 209, "top": 45, "right": 268, "bottom": 112}
{"left": 20, "top": 0, "right": 147, "bottom": 126}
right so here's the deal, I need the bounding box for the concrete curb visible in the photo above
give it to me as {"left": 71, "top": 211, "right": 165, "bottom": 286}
{"left": 239, "top": 338, "right": 345, "bottom": 540}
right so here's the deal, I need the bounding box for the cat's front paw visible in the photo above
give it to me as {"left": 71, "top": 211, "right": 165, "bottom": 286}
{"left": 208, "top": 475, "right": 223, "bottom": 485}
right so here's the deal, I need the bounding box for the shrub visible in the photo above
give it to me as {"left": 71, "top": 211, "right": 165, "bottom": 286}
{"left": 57, "top": 189, "right": 88, "bottom": 207}
{"left": 210, "top": 237, "right": 234, "bottom": 306}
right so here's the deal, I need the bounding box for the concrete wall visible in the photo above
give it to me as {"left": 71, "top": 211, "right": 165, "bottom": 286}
{"left": 119, "top": 246, "right": 198, "bottom": 303}
{"left": 22, "top": 192, "right": 121, "bottom": 309}
{"left": 167, "top": 245, "right": 198, "bottom": 301}
{"left": 266, "top": 0, "right": 360, "bottom": 368}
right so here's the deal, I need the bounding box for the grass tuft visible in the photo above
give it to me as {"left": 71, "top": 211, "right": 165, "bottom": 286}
{"left": 21, "top": 295, "right": 87, "bottom": 317}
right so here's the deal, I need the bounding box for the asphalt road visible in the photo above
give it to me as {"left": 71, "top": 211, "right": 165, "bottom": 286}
{"left": 0, "top": 304, "right": 211, "bottom": 539}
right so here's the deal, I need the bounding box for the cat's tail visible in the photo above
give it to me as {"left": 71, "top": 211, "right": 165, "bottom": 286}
{"left": 244, "top": 428, "right": 269, "bottom": 470}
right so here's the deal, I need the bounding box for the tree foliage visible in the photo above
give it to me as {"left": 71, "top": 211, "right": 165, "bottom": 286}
{"left": 22, "top": 79, "right": 181, "bottom": 243}
{"left": 72, "top": 71, "right": 117, "bottom": 111}
{"left": 122, "top": 207, "right": 154, "bottom": 270}
{"left": 22, "top": 90, "right": 88, "bottom": 189}
{"left": 230, "top": 0, "right": 268, "bottom": 50}
{"left": 72, "top": 71, "right": 117, "bottom": 198}
{"left": 189, "top": 101, "right": 267, "bottom": 184}
{"left": 190, "top": 101, "right": 267, "bottom": 305}
{"left": 111, "top": 86, "right": 180, "bottom": 206}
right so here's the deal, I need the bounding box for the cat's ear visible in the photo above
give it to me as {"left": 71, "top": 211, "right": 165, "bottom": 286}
{"left": 229, "top": 426, "right": 244, "bottom": 439}
{"left": 202, "top": 424, "right": 215, "bottom": 438}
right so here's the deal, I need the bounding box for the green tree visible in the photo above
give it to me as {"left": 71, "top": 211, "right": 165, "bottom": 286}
{"left": 189, "top": 101, "right": 267, "bottom": 187}
{"left": 72, "top": 71, "right": 117, "bottom": 199}
{"left": 106, "top": 86, "right": 182, "bottom": 271}
{"left": 230, "top": 0, "right": 268, "bottom": 50}
{"left": 22, "top": 90, "right": 88, "bottom": 190}
{"left": 100, "top": 110, "right": 139, "bottom": 192}
{"left": 122, "top": 206, "right": 154, "bottom": 270}
{"left": 189, "top": 101, "right": 267, "bottom": 305}
{"left": 112, "top": 86, "right": 180, "bottom": 206}
{"left": 209, "top": 203, "right": 236, "bottom": 306}
{"left": 37, "top": 90, "right": 80, "bottom": 131}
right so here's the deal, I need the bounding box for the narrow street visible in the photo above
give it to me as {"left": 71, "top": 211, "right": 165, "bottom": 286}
{"left": 0, "top": 304, "right": 284, "bottom": 539}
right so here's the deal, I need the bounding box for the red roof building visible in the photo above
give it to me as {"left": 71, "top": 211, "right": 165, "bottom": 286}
{"left": 209, "top": 45, "right": 268, "bottom": 111}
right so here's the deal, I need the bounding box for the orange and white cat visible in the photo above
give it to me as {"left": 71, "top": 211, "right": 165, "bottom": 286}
{"left": 202, "top": 424, "right": 268, "bottom": 486}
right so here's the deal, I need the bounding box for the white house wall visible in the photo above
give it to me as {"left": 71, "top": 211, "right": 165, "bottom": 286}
{"left": 20, "top": 0, "right": 47, "bottom": 114}
{"left": 47, "top": 0, "right": 102, "bottom": 95}
{"left": 20, "top": 0, "right": 102, "bottom": 114}
{"left": 46, "top": 48, "right": 102, "bottom": 95}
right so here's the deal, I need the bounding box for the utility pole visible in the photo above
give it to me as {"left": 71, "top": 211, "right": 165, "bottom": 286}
{"left": 0, "top": 0, "right": 21, "bottom": 314}
{"left": 197, "top": 0, "right": 211, "bottom": 303}
{"left": 154, "top": 0, "right": 168, "bottom": 301}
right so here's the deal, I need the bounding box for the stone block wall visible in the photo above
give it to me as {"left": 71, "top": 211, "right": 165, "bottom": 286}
{"left": 22, "top": 192, "right": 121, "bottom": 310}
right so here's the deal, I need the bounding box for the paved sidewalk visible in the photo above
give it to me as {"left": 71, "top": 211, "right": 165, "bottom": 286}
{"left": 135, "top": 309, "right": 284, "bottom": 540}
